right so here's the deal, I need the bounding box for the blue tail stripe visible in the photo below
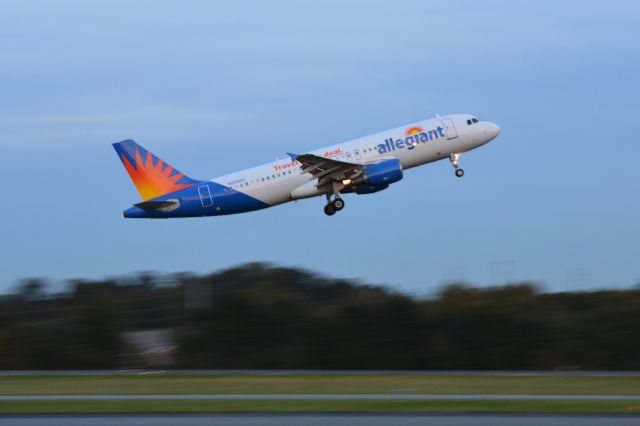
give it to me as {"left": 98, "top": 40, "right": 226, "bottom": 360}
{"left": 124, "top": 182, "right": 269, "bottom": 218}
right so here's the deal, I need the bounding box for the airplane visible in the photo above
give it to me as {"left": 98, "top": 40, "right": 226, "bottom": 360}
{"left": 113, "top": 114, "right": 500, "bottom": 218}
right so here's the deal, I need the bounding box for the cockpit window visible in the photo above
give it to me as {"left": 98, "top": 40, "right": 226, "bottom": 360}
{"left": 466, "top": 119, "right": 472, "bottom": 125}
{"left": 472, "top": 118, "right": 479, "bottom": 123}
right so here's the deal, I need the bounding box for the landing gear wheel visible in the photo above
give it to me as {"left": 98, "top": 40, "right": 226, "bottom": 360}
{"left": 332, "top": 198, "right": 345, "bottom": 211}
{"left": 324, "top": 204, "right": 336, "bottom": 216}
{"left": 455, "top": 168, "right": 465, "bottom": 177}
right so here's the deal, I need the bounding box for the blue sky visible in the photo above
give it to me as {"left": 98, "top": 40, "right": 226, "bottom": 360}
{"left": 1, "top": 0, "right": 639, "bottom": 294}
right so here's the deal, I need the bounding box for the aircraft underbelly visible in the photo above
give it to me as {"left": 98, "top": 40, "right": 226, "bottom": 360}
{"left": 242, "top": 177, "right": 307, "bottom": 206}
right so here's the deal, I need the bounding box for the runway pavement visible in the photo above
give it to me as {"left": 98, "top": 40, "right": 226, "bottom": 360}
{"left": 0, "top": 414, "right": 639, "bottom": 426}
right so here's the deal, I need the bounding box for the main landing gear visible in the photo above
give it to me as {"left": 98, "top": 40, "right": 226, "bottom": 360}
{"left": 450, "top": 153, "right": 464, "bottom": 177}
{"left": 324, "top": 194, "right": 345, "bottom": 216}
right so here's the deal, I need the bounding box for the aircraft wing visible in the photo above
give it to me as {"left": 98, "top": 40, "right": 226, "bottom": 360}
{"left": 294, "top": 153, "right": 364, "bottom": 187}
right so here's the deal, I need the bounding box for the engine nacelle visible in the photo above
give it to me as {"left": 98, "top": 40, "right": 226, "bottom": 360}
{"left": 361, "top": 158, "right": 403, "bottom": 186}
{"left": 354, "top": 183, "right": 389, "bottom": 194}
{"left": 343, "top": 158, "right": 403, "bottom": 195}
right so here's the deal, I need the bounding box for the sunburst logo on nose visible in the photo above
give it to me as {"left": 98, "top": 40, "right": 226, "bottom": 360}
{"left": 405, "top": 126, "right": 423, "bottom": 135}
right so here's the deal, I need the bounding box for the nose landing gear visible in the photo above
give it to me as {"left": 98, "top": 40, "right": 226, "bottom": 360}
{"left": 450, "top": 153, "right": 464, "bottom": 177}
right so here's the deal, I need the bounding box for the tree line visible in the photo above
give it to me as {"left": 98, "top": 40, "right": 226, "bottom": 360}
{"left": 1, "top": 263, "right": 639, "bottom": 370}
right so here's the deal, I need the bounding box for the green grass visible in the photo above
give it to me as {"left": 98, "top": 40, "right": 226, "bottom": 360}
{"left": 0, "top": 374, "right": 639, "bottom": 395}
{"left": 1, "top": 399, "right": 640, "bottom": 414}
{"left": 2, "top": 373, "right": 639, "bottom": 414}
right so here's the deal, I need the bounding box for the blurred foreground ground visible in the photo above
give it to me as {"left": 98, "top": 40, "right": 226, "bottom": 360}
{"left": 0, "top": 372, "right": 639, "bottom": 415}
{"left": 1, "top": 372, "right": 640, "bottom": 395}
{"left": 3, "top": 414, "right": 640, "bottom": 426}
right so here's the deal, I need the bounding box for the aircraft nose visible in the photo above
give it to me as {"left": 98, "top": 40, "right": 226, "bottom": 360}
{"left": 484, "top": 122, "right": 500, "bottom": 140}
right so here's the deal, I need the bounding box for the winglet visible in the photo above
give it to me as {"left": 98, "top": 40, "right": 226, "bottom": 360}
{"left": 287, "top": 152, "right": 299, "bottom": 161}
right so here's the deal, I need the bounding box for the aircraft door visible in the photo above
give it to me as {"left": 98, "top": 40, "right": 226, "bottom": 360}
{"left": 354, "top": 149, "right": 362, "bottom": 160}
{"left": 198, "top": 184, "right": 213, "bottom": 207}
{"left": 345, "top": 151, "right": 353, "bottom": 162}
{"left": 442, "top": 118, "right": 458, "bottom": 140}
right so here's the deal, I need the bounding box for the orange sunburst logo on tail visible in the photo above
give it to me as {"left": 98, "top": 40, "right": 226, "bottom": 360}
{"left": 405, "top": 126, "right": 424, "bottom": 135}
{"left": 120, "top": 148, "right": 195, "bottom": 200}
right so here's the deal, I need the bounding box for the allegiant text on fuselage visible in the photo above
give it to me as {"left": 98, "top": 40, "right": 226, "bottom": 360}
{"left": 377, "top": 126, "right": 445, "bottom": 154}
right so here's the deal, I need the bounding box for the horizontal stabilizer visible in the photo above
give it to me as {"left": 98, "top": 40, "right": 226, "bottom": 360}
{"left": 134, "top": 200, "right": 180, "bottom": 212}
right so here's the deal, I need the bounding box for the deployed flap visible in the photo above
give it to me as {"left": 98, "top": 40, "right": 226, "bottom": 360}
{"left": 296, "top": 154, "right": 364, "bottom": 187}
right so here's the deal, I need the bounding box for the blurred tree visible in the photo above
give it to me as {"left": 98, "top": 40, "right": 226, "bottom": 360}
{"left": 1, "top": 264, "right": 639, "bottom": 370}
{"left": 16, "top": 278, "right": 47, "bottom": 301}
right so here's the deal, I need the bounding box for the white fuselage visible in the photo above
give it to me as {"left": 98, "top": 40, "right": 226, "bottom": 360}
{"left": 211, "top": 114, "right": 500, "bottom": 207}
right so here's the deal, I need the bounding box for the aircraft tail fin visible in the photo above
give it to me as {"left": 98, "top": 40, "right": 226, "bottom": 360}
{"left": 112, "top": 139, "right": 200, "bottom": 201}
